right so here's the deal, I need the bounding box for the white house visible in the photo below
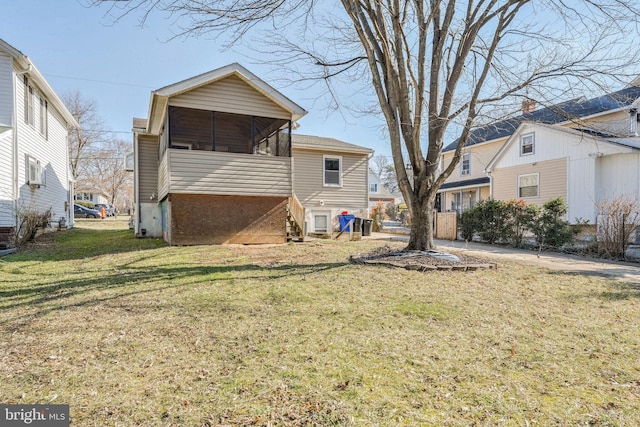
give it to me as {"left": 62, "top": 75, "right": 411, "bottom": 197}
{"left": 486, "top": 122, "right": 640, "bottom": 223}
{"left": 0, "top": 39, "right": 78, "bottom": 248}
{"left": 368, "top": 169, "right": 402, "bottom": 207}
{"left": 439, "top": 82, "right": 640, "bottom": 217}
{"left": 74, "top": 189, "right": 110, "bottom": 205}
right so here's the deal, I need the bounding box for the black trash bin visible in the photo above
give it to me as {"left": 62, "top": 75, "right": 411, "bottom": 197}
{"left": 362, "top": 219, "right": 373, "bottom": 236}
{"left": 353, "top": 217, "right": 363, "bottom": 233}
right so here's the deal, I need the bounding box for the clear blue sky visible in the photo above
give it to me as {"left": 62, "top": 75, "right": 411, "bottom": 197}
{"left": 2, "top": 0, "right": 392, "bottom": 157}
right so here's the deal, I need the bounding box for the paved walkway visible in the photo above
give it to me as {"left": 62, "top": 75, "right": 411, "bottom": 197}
{"left": 366, "top": 226, "right": 640, "bottom": 285}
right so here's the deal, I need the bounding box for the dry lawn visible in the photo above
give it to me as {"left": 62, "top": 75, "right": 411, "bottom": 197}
{"left": 0, "top": 221, "right": 639, "bottom": 426}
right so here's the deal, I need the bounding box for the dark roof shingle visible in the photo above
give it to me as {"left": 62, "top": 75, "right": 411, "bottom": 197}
{"left": 443, "top": 86, "right": 640, "bottom": 152}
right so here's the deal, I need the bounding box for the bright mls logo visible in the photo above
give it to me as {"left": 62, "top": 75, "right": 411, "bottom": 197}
{"left": 0, "top": 405, "right": 69, "bottom": 426}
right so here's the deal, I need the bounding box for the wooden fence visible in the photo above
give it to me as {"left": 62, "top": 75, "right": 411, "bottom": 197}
{"left": 435, "top": 212, "right": 457, "bottom": 240}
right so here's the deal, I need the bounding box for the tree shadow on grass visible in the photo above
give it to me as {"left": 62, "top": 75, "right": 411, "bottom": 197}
{"left": 0, "top": 261, "right": 347, "bottom": 330}
{"left": 552, "top": 270, "right": 640, "bottom": 301}
{"left": 596, "top": 282, "right": 640, "bottom": 300}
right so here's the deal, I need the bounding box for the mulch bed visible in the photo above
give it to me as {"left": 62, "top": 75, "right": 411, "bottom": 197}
{"left": 350, "top": 245, "right": 498, "bottom": 272}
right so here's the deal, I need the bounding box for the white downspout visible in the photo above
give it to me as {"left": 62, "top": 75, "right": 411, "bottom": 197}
{"left": 133, "top": 131, "right": 140, "bottom": 236}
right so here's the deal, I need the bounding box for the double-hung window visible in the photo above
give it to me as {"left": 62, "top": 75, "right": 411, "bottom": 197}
{"left": 518, "top": 173, "right": 539, "bottom": 198}
{"left": 520, "top": 133, "right": 534, "bottom": 156}
{"left": 370, "top": 183, "right": 378, "bottom": 193}
{"left": 323, "top": 155, "right": 342, "bottom": 187}
{"left": 39, "top": 98, "right": 48, "bottom": 138}
{"left": 26, "top": 155, "right": 43, "bottom": 186}
{"left": 24, "top": 76, "right": 35, "bottom": 127}
{"left": 461, "top": 153, "right": 470, "bottom": 176}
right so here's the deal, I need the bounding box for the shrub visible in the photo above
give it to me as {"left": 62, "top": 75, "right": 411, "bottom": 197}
{"left": 458, "top": 209, "right": 477, "bottom": 242}
{"left": 16, "top": 207, "right": 52, "bottom": 248}
{"left": 503, "top": 199, "right": 539, "bottom": 247}
{"left": 457, "top": 197, "right": 578, "bottom": 250}
{"left": 370, "top": 202, "right": 386, "bottom": 232}
{"left": 385, "top": 202, "right": 398, "bottom": 220}
{"left": 472, "top": 199, "right": 509, "bottom": 244}
{"left": 594, "top": 196, "right": 640, "bottom": 259}
{"left": 531, "top": 197, "right": 577, "bottom": 250}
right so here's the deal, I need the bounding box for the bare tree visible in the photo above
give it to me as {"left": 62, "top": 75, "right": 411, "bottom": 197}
{"left": 93, "top": 0, "right": 640, "bottom": 249}
{"left": 85, "top": 139, "right": 134, "bottom": 210}
{"left": 371, "top": 155, "right": 399, "bottom": 193}
{"left": 63, "top": 91, "right": 110, "bottom": 182}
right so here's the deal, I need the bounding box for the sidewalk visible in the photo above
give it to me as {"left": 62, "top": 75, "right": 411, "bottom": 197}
{"left": 367, "top": 224, "right": 640, "bottom": 284}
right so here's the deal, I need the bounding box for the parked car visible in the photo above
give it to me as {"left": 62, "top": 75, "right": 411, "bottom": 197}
{"left": 74, "top": 204, "right": 101, "bottom": 219}
{"left": 94, "top": 203, "right": 117, "bottom": 217}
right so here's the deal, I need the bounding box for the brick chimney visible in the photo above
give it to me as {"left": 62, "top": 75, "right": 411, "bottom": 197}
{"left": 522, "top": 99, "right": 536, "bottom": 114}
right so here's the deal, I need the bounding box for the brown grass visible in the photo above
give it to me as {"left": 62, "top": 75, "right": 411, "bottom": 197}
{"left": 0, "top": 222, "right": 639, "bottom": 426}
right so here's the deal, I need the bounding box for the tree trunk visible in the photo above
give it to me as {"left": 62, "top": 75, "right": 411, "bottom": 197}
{"left": 406, "top": 184, "right": 437, "bottom": 251}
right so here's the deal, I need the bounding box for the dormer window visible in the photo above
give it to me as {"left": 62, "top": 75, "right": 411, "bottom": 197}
{"left": 520, "top": 133, "right": 534, "bottom": 156}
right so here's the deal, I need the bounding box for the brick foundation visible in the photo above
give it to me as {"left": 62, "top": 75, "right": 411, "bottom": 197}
{"left": 169, "top": 194, "right": 287, "bottom": 245}
{"left": 0, "top": 227, "right": 16, "bottom": 249}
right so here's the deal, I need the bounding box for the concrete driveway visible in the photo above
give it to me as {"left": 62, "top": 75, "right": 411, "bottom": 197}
{"left": 367, "top": 229, "right": 640, "bottom": 285}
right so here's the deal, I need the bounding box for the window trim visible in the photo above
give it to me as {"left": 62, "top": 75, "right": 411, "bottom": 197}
{"left": 26, "top": 155, "right": 43, "bottom": 186}
{"left": 39, "top": 98, "right": 48, "bottom": 139}
{"left": 518, "top": 172, "right": 539, "bottom": 198}
{"left": 323, "top": 155, "right": 342, "bottom": 187}
{"left": 460, "top": 153, "right": 471, "bottom": 176}
{"left": 24, "top": 76, "right": 35, "bottom": 127}
{"left": 313, "top": 213, "right": 329, "bottom": 233}
{"left": 520, "top": 133, "right": 535, "bottom": 156}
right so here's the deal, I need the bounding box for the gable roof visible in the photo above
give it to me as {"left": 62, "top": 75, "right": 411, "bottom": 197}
{"left": 485, "top": 121, "right": 639, "bottom": 171}
{"left": 146, "top": 63, "right": 307, "bottom": 134}
{"left": 292, "top": 134, "right": 374, "bottom": 155}
{"left": 443, "top": 85, "right": 640, "bottom": 152}
{"left": 0, "top": 39, "right": 78, "bottom": 128}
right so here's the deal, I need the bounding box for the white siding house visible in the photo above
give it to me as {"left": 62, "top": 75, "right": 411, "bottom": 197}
{"left": 439, "top": 83, "right": 640, "bottom": 219}
{"left": 486, "top": 123, "right": 640, "bottom": 223}
{"left": 0, "top": 39, "right": 78, "bottom": 248}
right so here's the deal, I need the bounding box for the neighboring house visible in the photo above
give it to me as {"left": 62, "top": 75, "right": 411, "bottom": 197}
{"left": 368, "top": 169, "right": 400, "bottom": 207}
{"left": 439, "top": 84, "right": 640, "bottom": 217}
{"left": 292, "top": 135, "right": 372, "bottom": 235}
{"left": 74, "top": 189, "right": 109, "bottom": 205}
{"left": 133, "top": 63, "right": 373, "bottom": 244}
{"left": 486, "top": 122, "right": 640, "bottom": 224}
{"left": 0, "top": 39, "right": 78, "bottom": 248}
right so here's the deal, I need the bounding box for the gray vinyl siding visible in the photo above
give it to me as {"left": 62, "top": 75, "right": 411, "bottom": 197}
{"left": 292, "top": 148, "right": 369, "bottom": 208}
{"left": 0, "top": 52, "right": 12, "bottom": 127}
{"left": 168, "top": 75, "right": 290, "bottom": 120}
{"left": 168, "top": 149, "right": 292, "bottom": 197}
{"left": 158, "top": 150, "right": 169, "bottom": 201}
{"left": 138, "top": 136, "right": 160, "bottom": 203}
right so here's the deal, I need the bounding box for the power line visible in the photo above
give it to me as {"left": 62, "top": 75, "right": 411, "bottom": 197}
{"left": 46, "top": 74, "right": 155, "bottom": 89}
